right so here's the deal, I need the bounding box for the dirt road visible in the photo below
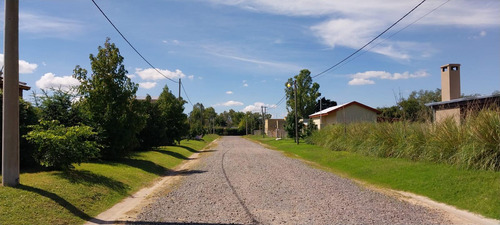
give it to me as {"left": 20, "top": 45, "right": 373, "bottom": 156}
{"left": 132, "top": 136, "right": 453, "bottom": 224}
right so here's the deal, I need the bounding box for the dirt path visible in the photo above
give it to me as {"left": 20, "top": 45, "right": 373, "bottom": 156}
{"left": 88, "top": 136, "right": 498, "bottom": 224}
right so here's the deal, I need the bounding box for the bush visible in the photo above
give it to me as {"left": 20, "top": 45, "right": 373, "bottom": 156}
{"left": 310, "top": 108, "right": 500, "bottom": 171}
{"left": 24, "top": 120, "right": 100, "bottom": 170}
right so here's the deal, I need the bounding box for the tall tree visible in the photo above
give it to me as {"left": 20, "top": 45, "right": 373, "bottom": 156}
{"left": 285, "top": 69, "right": 321, "bottom": 118}
{"left": 73, "top": 38, "right": 146, "bottom": 158}
{"left": 157, "top": 85, "right": 188, "bottom": 145}
{"left": 189, "top": 103, "right": 205, "bottom": 137}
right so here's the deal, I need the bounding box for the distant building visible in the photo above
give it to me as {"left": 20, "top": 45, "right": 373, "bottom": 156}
{"left": 425, "top": 64, "right": 500, "bottom": 123}
{"left": 0, "top": 76, "right": 31, "bottom": 98}
{"left": 309, "top": 101, "right": 380, "bottom": 130}
{"left": 265, "top": 119, "right": 286, "bottom": 138}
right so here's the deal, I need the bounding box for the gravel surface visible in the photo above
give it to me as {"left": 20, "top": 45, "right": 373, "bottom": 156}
{"left": 134, "top": 136, "right": 449, "bottom": 225}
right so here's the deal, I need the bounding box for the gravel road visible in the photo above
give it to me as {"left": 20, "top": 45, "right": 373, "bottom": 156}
{"left": 135, "top": 136, "right": 449, "bottom": 224}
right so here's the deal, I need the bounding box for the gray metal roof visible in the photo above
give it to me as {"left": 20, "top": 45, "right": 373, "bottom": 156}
{"left": 425, "top": 94, "right": 500, "bottom": 107}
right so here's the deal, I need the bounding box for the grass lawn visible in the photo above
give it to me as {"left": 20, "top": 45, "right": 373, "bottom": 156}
{"left": 246, "top": 135, "right": 500, "bottom": 220}
{"left": 0, "top": 134, "right": 218, "bottom": 225}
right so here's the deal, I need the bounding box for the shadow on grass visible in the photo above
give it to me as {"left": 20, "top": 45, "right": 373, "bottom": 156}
{"left": 56, "top": 170, "right": 128, "bottom": 195}
{"left": 152, "top": 149, "right": 191, "bottom": 160}
{"left": 15, "top": 184, "right": 93, "bottom": 221}
{"left": 98, "top": 158, "right": 168, "bottom": 176}
{"left": 199, "top": 150, "right": 217, "bottom": 153}
{"left": 165, "top": 169, "right": 207, "bottom": 176}
{"left": 177, "top": 145, "right": 200, "bottom": 153}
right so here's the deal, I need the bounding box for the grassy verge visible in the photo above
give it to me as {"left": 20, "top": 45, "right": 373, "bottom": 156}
{"left": 246, "top": 135, "right": 500, "bottom": 220}
{"left": 0, "top": 134, "right": 218, "bottom": 225}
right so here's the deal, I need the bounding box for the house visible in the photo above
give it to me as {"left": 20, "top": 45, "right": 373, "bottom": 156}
{"left": 0, "top": 76, "right": 31, "bottom": 98}
{"left": 309, "top": 101, "right": 380, "bottom": 130}
{"left": 425, "top": 64, "right": 500, "bottom": 123}
{"left": 265, "top": 118, "right": 286, "bottom": 138}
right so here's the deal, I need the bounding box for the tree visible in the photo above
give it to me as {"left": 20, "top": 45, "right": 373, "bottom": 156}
{"left": 285, "top": 69, "right": 321, "bottom": 118}
{"left": 0, "top": 90, "right": 39, "bottom": 168}
{"left": 137, "top": 95, "right": 163, "bottom": 150}
{"left": 37, "top": 89, "right": 83, "bottom": 126}
{"left": 25, "top": 120, "right": 100, "bottom": 170}
{"left": 285, "top": 69, "right": 321, "bottom": 138}
{"left": 73, "top": 38, "right": 146, "bottom": 158}
{"left": 315, "top": 97, "right": 337, "bottom": 112}
{"left": 157, "top": 85, "right": 188, "bottom": 145}
{"left": 189, "top": 103, "right": 205, "bottom": 137}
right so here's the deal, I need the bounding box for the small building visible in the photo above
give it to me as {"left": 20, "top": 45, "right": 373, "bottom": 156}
{"left": 425, "top": 64, "right": 500, "bottom": 123}
{"left": 309, "top": 101, "right": 380, "bottom": 130}
{"left": 0, "top": 76, "right": 31, "bottom": 98}
{"left": 265, "top": 118, "right": 286, "bottom": 138}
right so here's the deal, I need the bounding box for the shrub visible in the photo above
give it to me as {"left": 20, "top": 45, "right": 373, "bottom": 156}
{"left": 24, "top": 120, "right": 100, "bottom": 170}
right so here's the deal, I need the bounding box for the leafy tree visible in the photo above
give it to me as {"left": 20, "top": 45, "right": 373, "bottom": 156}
{"left": 285, "top": 69, "right": 321, "bottom": 119}
{"left": 25, "top": 120, "right": 100, "bottom": 170}
{"left": 73, "top": 38, "right": 146, "bottom": 158}
{"left": 189, "top": 103, "right": 205, "bottom": 137}
{"left": 204, "top": 107, "right": 217, "bottom": 133}
{"left": 0, "top": 90, "right": 39, "bottom": 168}
{"left": 315, "top": 97, "right": 337, "bottom": 112}
{"left": 137, "top": 95, "right": 163, "bottom": 150}
{"left": 285, "top": 69, "right": 320, "bottom": 138}
{"left": 285, "top": 112, "right": 303, "bottom": 139}
{"left": 157, "top": 85, "right": 188, "bottom": 145}
{"left": 37, "top": 89, "right": 83, "bottom": 126}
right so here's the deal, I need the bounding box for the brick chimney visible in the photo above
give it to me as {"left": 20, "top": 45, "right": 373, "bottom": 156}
{"left": 440, "top": 64, "right": 461, "bottom": 101}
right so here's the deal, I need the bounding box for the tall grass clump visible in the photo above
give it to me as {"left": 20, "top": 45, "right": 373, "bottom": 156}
{"left": 309, "top": 108, "right": 500, "bottom": 171}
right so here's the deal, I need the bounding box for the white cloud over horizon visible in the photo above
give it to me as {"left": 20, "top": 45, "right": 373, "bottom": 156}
{"left": 35, "top": 72, "right": 80, "bottom": 90}
{"left": 348, "top": 70, "right": 429, "bottom": 85}
{"left": 214, "top": 100, "right": 244, "bottom": 107}
{"left": 226, "top": 91, "right": 233, "bottom": 94}
{"left": 135, "top": 68, "right": 186, "bottom": 81}
{"left": 241, "top": 102, "right": 277, "bottom": 112}
{"left": 139, "top": 82, "right": 157, "bottom": 89}
{"left": 0, "top": 54, "right": 38, "bottom": 74}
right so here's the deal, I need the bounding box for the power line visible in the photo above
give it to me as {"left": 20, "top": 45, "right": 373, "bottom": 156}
{"left": 181, "top": 82, "right": 194, "bottom": 107}
{"left": 312, "top": 0, "right": 427, "bottom": 79}
{"left": 91, "top": 0, "right": 178, "bottom": 84}
{"left": 339, "top": 0, "right": 451, "bottom": 69}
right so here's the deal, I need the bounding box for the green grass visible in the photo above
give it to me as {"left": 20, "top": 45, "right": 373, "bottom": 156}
{"left": 246, "top": 135, "right": 500, "bottom": 220}
{"left": 0, "top": 134, "right": 218, "bottom": 225}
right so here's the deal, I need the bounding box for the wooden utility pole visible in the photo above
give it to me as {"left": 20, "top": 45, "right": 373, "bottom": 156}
{"left": 294, "top": 81, "right": 299, "bottom": 145}
{"left": 2, "top": 0, "right": 20, "bottom": 187}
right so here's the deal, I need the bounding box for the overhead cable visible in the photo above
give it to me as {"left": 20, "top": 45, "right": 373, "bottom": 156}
{"left": 91, "top": 0, "right": 178, "bottom": 83}
{"left": 312, "top": 0, "right": 427, "bottom": 79}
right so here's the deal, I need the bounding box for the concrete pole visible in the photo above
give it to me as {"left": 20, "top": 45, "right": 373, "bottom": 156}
{"left": 2, "top": 0, "right": 20, "bottom": 187}
{"left": 178, "top": 78, "right": 181, "bottom": 99}
{"left": 294, "top": 81, "right": 299, "bottom": 145}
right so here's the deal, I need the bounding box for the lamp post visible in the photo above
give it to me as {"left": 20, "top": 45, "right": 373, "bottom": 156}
{"left": 287, "top": 81, "right": 299, "bottom": 145}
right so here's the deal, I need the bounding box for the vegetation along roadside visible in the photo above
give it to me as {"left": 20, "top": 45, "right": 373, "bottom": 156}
{"left": 246, "top": 135, "right": 500, "bottom": 220}
{"left": 0, "top": 135, "right": 218, "bottom": 225}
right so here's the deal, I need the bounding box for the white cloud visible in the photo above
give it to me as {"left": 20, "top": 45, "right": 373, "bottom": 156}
{"left": 36, "top": 73, "right": 80, "bottom": 90}
{"left": 0, "top": 54, "right": 38, "bottom": 74}
{"left": 243, "top": 83, "right": 248, "bottom": 87}
{"left": 210, "top": 0, "right": 500, "bottom": 59}
{"left": 348, "top": 70, "right": 429, "bottom": 85}
{"left": 348, "top": 78, "right": 375, "bottom": 86}
{"left": 139, "top": 82, "right": 157, "bottom": 89}
{"left": 135, "top": 68, "right": 186, "bottom": 81}
{"left": 242, "top": 102, "right": 277, "bottom": 112}
{"left": 127, "top": 74, "right": 136, "bottom": 79}
{"left": 215, "top": 100, "right": 244, "bottom": 107}
{"left": 226, "top": 91, "right": 233, "bottom": 94}
{"left": 19, "top": 12, "right": 84, "bottom": 38}
{"left": 188, "top": 75, "right": 194, "bottom": 80}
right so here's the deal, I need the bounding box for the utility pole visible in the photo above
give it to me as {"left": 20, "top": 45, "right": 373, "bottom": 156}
{"left": 178, "top": 78, "right": 181, "bottom": 99}
{"left": 2, "top": 0, "right": 20, "bottom": 187}
{"left": 294, "top": 81, "right": 299, "bottom": 145}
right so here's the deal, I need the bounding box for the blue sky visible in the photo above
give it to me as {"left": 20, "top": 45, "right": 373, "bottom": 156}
{"left": 1, "top": 0, "right": 499, "bottom": 118}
